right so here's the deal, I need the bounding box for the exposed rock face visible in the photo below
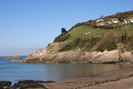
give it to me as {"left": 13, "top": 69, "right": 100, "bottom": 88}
{"left": 19, "top": 42, "right": 133, "bottom": 63}
{"left": 4, "top": 54, "right": 20, "bottom": 60}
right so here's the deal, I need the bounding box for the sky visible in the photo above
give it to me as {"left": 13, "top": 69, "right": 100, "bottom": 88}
{"left": 0, "top": 0, "right": 133, "bottom": 56}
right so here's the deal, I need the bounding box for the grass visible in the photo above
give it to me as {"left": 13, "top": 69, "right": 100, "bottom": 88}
{"left": 54, "top": 25, "right": 133, "bottom": 52}
{"left": 65, "top": 25, "right": 133, "bottom": 41}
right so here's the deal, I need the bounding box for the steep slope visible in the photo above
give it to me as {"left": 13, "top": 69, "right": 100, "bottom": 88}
{"left": 65, "top": 25, "right": 133, "bottom": 41}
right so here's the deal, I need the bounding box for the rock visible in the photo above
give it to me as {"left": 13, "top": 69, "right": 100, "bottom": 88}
{"left": 0, "top": 81, "right": 12, "bottom": 89}
{"left": 21, "top": 50, "right": 119, "bottom": 63}
{"left": 3, "top": 86, "right": 9, "bottom": 89}
{"left": 28, "top": 49, "right": 44, "bottom": 57}
{"left": 4, "top": 54, "right": 20, "bottom": 60}
{"left": 13, "top": 80, "right": 54, "bottom": 89}
{"left": 0, "top": 80, "right": 54, "bottom": 89}
{"left": 18, "top": 42, "right": 133, "bottom": 64}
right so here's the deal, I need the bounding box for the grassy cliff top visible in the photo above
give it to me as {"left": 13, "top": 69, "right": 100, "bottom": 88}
{"left": 54, "top": 10, "right": 133, "bottom": 42}
{"left": 65, "top": 25, "right": 133, "bottom": 41}
{"left": 52, "top": 11, "right": 133, "bottom": 53}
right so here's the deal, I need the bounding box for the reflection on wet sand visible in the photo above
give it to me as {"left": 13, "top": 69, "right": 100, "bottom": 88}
{"left": 44, "top": 64, "right": 120, "bottom": 81}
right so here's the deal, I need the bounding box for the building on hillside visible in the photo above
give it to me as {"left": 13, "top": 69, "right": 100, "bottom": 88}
{"left": 106, "top": 18, "right": 119, "bottom": 24}
{"left": 96, "top": 19, "right": 104, "bottom": 23}
{"left": 123, "top": 19, "right": 128, "bottom": 23}
{"left": 123, "top": 17, "right": 133, "bottom": 24}
{"left": 96, "top": 18, "right": 119, "bottom": 26}
{"left": 111, "top": 18, "right": 119, "bottom": 23}
{"left": 107, "top": 21, "right": 112, "bottom": 24}
{"left": 96, "top": 19, "right": 105, "bottom": 26}
{"left": 97, "top": 22, "right": 105, "bottom": 26}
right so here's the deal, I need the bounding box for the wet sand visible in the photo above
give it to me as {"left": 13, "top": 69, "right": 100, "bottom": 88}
{"left": 43, "top": 64, "right": 133, "bottom": 89}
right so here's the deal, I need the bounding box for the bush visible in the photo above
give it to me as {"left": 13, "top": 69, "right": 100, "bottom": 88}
{"left": 97, "top": 41, "right": 117, "bottom": 51}
{"left": 59, "top": 38, "right": 80, "bottom": 52}
{"left": 54, "top": 34, "right": 70, "bottom": 42}
{"left": 94, "top": 31, "right": 116, "bottom": 50}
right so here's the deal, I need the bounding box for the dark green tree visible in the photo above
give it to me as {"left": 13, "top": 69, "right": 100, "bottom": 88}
{"left": 61, "top": 28, "right": 67, "bottom": 35}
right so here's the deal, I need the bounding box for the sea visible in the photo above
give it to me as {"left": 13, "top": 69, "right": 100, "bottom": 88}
{"left": 0, "top": 56, "right": 120, "bottom": 85}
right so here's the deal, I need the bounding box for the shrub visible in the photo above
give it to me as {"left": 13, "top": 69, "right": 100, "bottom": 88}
{"left": 97, "top": 41, "right": 117, "bottom": 51}
{"left": 54, "top": 34, "right": 70, "bottom": 42}
{"left": 127, "top": 34, "right": 133, "bottom": 51}
{"left": 94, "top": 31, "right": 116, "bottom": 50}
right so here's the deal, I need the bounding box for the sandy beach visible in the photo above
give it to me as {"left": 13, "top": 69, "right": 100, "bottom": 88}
{"left": 43, "top": 63, "right": 133, "bottom": 89}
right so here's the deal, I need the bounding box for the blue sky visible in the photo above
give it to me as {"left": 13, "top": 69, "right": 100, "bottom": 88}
{"left": 0, "top": 0, "right": 133, "bottom": 56}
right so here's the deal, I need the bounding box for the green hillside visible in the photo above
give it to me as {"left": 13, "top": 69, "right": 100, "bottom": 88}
{"left": 53, "top": 10, "right": 133, "bottom": 52}
{"left": 54, "top": 25, "right": 133, "bottom": 52}
{"left": 66, "top": 25, "right": 133, "bottom": 41}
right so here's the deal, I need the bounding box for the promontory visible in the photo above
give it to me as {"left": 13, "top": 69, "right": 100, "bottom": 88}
{"left": 19, "top": 11, "right": 133, "bottom": 64}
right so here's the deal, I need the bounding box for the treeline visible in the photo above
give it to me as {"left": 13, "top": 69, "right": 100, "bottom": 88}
{"left": 106, "top": 11, "right": 133, "bottom": 21}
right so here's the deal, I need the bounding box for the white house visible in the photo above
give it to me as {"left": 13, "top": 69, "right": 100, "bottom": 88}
{"left": 112, "top": 20, "right": 119, "bottom": 23}
{"left": 111, "top": 18, "right": 119, "bottom": 23}
{"left": 123, "top": 20, "right": 128, "bottom": 24}
{"left": 123, "top": 17, "right": 133, "bottom": 24}
{"left": 105, "top": 18, "right": 119, "bottom": 24}
{"left": 128, "top": 19, "right": 133, "bottom": 23}
{"left": 97, "top": 22, "right": 105, "bottom": 26}
{"left": 96, "top": 18, "right": 119, "bottom": 26}
{"left": 107, "top": 21, "right": 112, "bottom": 24}
{"left": 96, "top": 19, "right": 104, "bottom": 23}
{"left": 96, "top": 19, "right": 105, "bottom": 26}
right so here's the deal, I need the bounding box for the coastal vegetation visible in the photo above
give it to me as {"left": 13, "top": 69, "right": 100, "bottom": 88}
{"left": 57, "top": 26, "right": 133, "bottom": 53}
{"left": 54, "top": 11, "right": 133, "bottom": 53}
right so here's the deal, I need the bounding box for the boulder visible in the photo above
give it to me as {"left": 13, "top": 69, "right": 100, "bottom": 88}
{"left": 13, "top": 80, "right": 54, "bottom": 89}
{"left": 4, "top": 54, "right": 20, "bottom": 60}
{"left": 0, "top": 80, "right": 53, "bottom": 89}
{"left": 0, "top": 81, "right": 11, "bottom": 89}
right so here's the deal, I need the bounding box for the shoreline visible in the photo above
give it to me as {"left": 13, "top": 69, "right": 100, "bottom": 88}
{"left": 43, "top": 63, "right": 133, "bottom": 89}
{"left": 1, "top": 63, "right": 133, "bottom": 89}
{"left": 11, "top": 59, "right": 133, "bottom": 65}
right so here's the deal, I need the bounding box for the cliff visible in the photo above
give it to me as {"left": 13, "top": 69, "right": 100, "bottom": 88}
{"left": 20, "top": 42, "right": 133, "bottom": 63}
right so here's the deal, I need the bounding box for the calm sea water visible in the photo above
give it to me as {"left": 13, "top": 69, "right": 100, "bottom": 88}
{"left": 0, "top": 56, "right": 120, "bottom": 85}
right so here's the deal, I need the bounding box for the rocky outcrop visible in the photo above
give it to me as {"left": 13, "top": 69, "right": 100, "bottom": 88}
{"left": 4, "top": 54, "right": 20, "bottom": 60}
{"left": 0, "top": 81, "right": 11, "bottom": 89}
{"left": 0, "top": 80, "right": 54, "bottom": 89}
{"left": 21, "top": 49, "right": 133, "bottom": 64}
{"left": 18, "top": 42, "right": 133, "bottom": 64}
{"left": 13, "top": 80, "right": 54, "bottom": 89}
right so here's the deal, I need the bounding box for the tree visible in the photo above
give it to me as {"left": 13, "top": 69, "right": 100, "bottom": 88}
{"left": 100, "top": 15, "right": 104, "bottom": 18}
{"left": 61, "top": 28, "right": 67, "bottom": 35}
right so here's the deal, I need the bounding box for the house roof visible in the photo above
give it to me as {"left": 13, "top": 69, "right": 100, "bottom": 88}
{"left": 129, "top": 17, "right": 133, "bottom": 20}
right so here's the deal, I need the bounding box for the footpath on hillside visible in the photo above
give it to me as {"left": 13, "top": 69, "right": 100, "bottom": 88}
{"left": 44, "top": 64, "right": 133, "bottom": 89}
